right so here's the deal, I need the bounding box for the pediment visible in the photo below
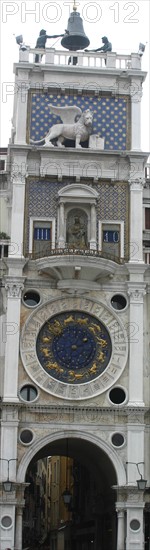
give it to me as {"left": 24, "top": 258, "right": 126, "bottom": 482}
{"left": 58, "top": 184, "right": 99, "bottom": 200}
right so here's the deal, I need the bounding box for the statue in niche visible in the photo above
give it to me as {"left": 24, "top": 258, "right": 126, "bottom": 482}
{"left": 67, "top": 212, "right": 87, "bottom": 248}
{"left": 30, "top": 104, "right": 93, "bottom": 148}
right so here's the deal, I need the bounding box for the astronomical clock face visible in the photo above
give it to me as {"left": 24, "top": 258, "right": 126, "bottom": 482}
{"left": 20, "top": 297, "right": 128, "bottom": 400}
{"left": 36, "top": 311, "right": 112, "bottom": 384}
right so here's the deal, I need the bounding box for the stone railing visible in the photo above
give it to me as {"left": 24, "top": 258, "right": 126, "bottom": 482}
{"left": 19, "top": 47, "right": 142, "bottom": 70}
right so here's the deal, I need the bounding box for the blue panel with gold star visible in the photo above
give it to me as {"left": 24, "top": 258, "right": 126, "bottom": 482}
{"left": 36, "top": 311, "right": 112, "bottom": 384}
{"left": 29, "top": 93, "right": 128, "bottom": 150}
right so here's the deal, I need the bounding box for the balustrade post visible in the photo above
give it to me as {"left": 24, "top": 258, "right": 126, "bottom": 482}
{"left": 45, "top": 48, "right": 55, "bottom": 64}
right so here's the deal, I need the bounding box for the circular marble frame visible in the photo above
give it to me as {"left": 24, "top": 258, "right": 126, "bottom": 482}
{"left": 20, "top": 297, "right": 128, "bottom": 401}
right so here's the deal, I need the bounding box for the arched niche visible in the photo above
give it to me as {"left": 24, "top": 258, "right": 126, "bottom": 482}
{"left": 57, "top": 184, "right": 99, "bottom": 250}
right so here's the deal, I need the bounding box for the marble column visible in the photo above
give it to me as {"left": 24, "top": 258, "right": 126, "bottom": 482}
{"left": 116, "top": 508, "right": 125, "bottom": 550}
{"left": 15, "top": 506, "right": 23, "bottom": 550}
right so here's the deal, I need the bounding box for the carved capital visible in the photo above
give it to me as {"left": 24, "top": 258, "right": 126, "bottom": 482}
{"left": 11, "top": 173, "right": 26, "bottom": 185}
{"left": 127, "top": 287, "right": 146, "bottom": 302}
{"left": 11, "top": 160, "right": 27, "bottom": 184}
{"left": 5, "top": 279, "right": 24, "bottom": 298}
{"left": 128, "top": 178, "right": 145, "bottom": 191}
{"left": 17, "top": 80, "right": 30, "bottom": 91}
{"left": 116, "top": 508, "right": 125, "bottom": 516}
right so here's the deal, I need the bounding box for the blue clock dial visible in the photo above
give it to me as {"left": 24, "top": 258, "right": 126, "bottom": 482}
{"left": 52, "top": 325, "right": 96, "bottom": 368}
{"left": 36, "top": 311, "right": 112, "bottom": 384}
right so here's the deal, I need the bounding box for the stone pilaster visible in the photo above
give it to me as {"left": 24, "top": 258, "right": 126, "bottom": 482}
{"left": 3, "top": 278, "right": 25, "bottom": 402}
{"left": 0, "top": 502, "right": 16, "bottom": 550}
{"left": 115, "top": 486, "right": 145, "bottom": 550}
{"left": 130, "top": 81, "right": 142, "bottom": 150}
{"left": 127, "top": 284, "right": 146, "bottom": 405}
{"left": 14, "top": 72, "right": 30, "bottom": 145}
{"left": 10, "top": 158, "right": 27, "bottom": 258}
{"left": 126, "top": 488, "right": 145, "bottom": 550}
{"left": 128, "top": 178, "right": 145, "bottom": 262}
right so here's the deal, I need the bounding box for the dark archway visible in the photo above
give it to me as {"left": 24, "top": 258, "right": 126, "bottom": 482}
{"left": 23, "top": 437, "right": 117, "bottom": 550}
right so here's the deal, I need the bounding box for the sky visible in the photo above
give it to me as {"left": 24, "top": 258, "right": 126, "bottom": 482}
{"left": 0, "top": 0, "right": 150, "bottom": 151}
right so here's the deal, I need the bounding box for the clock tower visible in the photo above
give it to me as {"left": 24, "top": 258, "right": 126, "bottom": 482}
{"left": 0, "top": 13, "right": 150, "bottom": 550}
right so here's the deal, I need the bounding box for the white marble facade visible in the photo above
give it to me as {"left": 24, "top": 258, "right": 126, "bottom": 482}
{"left": 0, "top": 48, "right": 150, "bottom": 550}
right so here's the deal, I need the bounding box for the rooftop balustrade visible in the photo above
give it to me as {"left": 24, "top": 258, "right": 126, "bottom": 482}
{"left": 19, "top": 47, "right": 142, "bottom": 71}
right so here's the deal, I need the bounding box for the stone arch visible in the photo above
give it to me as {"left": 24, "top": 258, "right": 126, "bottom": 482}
{"left": 17, "top": 428, "right": 126, "bottom": 486}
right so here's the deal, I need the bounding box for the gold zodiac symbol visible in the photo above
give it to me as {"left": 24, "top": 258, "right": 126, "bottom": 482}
{"left": 69, "top": 370, "right": 74, "bottom": 382}
{"left": 42, "top": 336, "right": 51, "bottom": 343}
{"left": 88, "top": 362, "right": 97, "bottom": 374}
{"left": 98, "top": 351, "right": 105, "bottom": 362}
{"left": 74, "top": 373, "right": 84, "bottom": 379}
{"left": 77, "top": 318, "right": 88, "bottom": 325}
{"left": 46, "top": 361, "right": 64, "bottom": 374}
{"left": 42, "top": 347, "right": 50, "bottom": 357}
{"left": 91, "top": 323, "right": 101, "bottom": 333}
{"left": 47, "top": 320, "right": 62, "bottom": 336}
{"left": 46, "top": 361, "right": 58, "bottom": 370}
{"left": 64, "top": 315, "right": 74, "bottom": 325}
{"left": 97, "top": 337, "right": 107, "bottom": 348}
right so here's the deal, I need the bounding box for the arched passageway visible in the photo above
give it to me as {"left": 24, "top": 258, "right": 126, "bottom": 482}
{"left": 19, "top": 435, "right": 123, "bottom": 550}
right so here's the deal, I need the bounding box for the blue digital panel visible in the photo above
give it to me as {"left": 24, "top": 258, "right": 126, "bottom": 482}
{"left": 103, "top": 230, "right": 120, "bottom": 243}
{"left": 34, "top": 227, "right": 51, "bottom": 240}
{"left": 30, "top": 93, "right": 128, "bottom": 150}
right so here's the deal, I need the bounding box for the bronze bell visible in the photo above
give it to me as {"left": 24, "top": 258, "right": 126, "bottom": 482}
{"left": 61, "top": 8, "right": 90, "bottom": 51}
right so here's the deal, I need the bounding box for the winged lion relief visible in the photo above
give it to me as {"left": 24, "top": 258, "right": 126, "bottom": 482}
{"left": 30, "top": 104, "right": 93, "bottom": 148}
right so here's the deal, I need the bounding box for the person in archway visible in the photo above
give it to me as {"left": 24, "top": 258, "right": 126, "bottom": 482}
{"left": 35, "top": 29, "right": 69, "bottom": 62}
